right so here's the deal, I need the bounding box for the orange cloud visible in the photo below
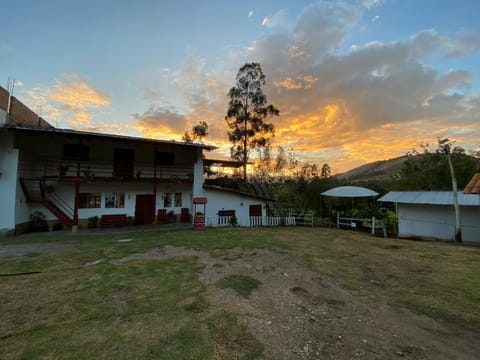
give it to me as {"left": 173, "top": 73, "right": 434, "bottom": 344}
{"left": 274, "top": 76, "right": 318, "bottom": 89}
{"left": 23, "top": 73, "right": 110, "bottom": 130}
{"left": 48, "top": 75, "right": 110, "bottom": 110}
{"left": 128, "top": 2, "right": 480, "bottom": 173}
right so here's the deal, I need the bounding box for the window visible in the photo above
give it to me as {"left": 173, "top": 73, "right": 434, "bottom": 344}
{"left": 156, "top": 151, "right": 175, "bottom": 166}
{"left": 105, "top": 192, "right": 125, "bottom": 208}
{"left": 79, "top": 193, "right": 101, "bottom": 208}
{"left": 163, "top": 192, "right": 172, "bottom": 207}
{"left": 63, "top": 144, "right": 89, "bottom": 161}
{"left": 174, "top": 192, "right": 182, "bottom": 207}
{"left": 113, "top": 148, "right": 134, "bottom": 179}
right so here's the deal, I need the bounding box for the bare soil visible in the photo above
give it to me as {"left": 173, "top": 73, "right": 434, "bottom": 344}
{"left": 111, "top": 246, "right": 480, "bottom": 360}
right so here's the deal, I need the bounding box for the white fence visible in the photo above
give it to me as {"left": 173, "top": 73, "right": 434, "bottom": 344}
{"left": 206, "top": 215, "right": 296, "bottom": 228}
{"left": 336, "top": 213, "right": 387, "bottom": 237}
{"left": 289, "top": 213, "right": 314, "bottom": 227}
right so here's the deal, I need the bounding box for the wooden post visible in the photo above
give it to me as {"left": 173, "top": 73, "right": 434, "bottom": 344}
{"left": 371, "top": 216, "right": 375, "bottom": 236}
{"left": 152, "top": 144, "right": 157, "bottom": 224}
{"left": 72, "top": 154, "right": 81, "bottom": 228}
{"left": 336, "top": 212, "right": 340, "bottom": 229}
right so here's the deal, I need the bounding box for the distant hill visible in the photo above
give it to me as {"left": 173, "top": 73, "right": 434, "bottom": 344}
{"left": 335, "top": 155, "right": 409, "bottom": 183}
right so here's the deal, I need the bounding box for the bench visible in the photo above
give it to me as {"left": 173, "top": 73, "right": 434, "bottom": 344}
{"left": 157, "top": 209, "right": 168, "bottom": 224}
{"left": 100, "top": 214, "right": 127, "bottom": 228}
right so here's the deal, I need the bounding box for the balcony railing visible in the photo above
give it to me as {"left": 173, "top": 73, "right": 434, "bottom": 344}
{"left": 18, "top": 157, "right": 194, "bottom": 182}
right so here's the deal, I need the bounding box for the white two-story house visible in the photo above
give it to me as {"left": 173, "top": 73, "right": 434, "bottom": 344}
{"left": 0, "top": 86, "right": 272, "bottom": 234}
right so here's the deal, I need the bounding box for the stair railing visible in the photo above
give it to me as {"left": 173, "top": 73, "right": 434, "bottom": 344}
{"left": 45, "top": 191, "right": 74, "bottom": 221}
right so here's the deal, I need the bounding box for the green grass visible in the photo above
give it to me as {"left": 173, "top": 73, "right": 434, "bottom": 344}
{"left": 1, "top": 227, "right": 479, "bottom": 359}
{"left": 216, "top": 275, "right": 262, "bottom": 298}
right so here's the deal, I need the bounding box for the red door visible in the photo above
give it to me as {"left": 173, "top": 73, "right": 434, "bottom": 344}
{"left": 135, "top": 194, "right": 154, "bottom": 225}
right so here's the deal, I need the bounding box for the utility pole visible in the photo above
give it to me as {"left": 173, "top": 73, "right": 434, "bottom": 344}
{"left": 438, "top": 138, "right": 462, "bottom": 242}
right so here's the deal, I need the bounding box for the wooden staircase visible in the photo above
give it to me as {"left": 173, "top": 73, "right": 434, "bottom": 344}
{"left": 251, "top": 181, "right": 284, "bottom": 216}
{"left": 19, "top": 178, "right": 74, "bottom": 229}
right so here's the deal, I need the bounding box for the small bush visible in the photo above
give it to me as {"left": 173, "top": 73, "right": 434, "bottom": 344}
{"left": 229, "top": 214, "right": 238, "bottom": 227}
{"left": 29, "top": 211, "right": 49, "bottom": 232}
{"left": 52, "top": 222, "right": 63, "bottom": 231}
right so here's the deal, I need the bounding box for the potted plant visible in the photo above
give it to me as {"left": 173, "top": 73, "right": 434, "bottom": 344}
{"left": 167, "top": 210, "right": 177, "bottom": 223}
{"left": 52, "top": 222, "right": 63, "bottom": 231}
{"left": 88, "top": 216, "right": 99, "bottom": 229}
{"left": 58, "top": 165, "right": 69, "bottom": 178}
{"left": 29, "top": 211, "right": 49, "bottom": 232}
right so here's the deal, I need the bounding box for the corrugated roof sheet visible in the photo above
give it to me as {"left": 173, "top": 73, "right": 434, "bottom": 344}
{"left": 464, "top": 173, "right": 480, "bottom": 194}
{"left": 378, "top": 191, "right": 480, "bottom": 206}
{"left": 3, "top": 125, "right": 217, "bottom": 150}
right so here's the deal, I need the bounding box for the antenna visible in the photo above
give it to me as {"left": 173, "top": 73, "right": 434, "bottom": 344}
{"left": 6, "top": 77, "right": 15, "bottom": 115}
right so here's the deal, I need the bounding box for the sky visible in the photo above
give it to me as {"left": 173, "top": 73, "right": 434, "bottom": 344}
{"left": 2, "top": 0, "right": 480, "bottom": 173}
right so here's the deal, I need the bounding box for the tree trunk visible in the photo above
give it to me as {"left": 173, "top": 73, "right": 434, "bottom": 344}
{"left": 447, "top": 153, "right": 462, "bottom": 242}
{"left": 243, "top": 87, "right": 249, "bottom": 183}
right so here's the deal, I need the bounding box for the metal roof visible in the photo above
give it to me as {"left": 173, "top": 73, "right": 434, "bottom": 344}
{"left": 378, "top": 191, "right": 480, "bottom": 207}
{"left": 204, "top": 159, "right": 247, "bottom": 168}
{"left": 3, "top": 124, "right": 217, "bottom": 150}
{"left": 203, "top": 184, "right": 271, "bottom": 201}
{"left": 321, "top": 186, "right": 379, "bottom": 198}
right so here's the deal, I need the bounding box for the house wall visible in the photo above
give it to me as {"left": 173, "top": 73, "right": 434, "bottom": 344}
{"left": 193, "top": 148, "right": 205, "bottom": 198}
{"left": 14, "top": 179, "right": 194, "bottom": 224}
{"left": 7, "top": 97, "right": 52, "bottom": 128}
{"left": 202, "top": 188, "right": 266, "bottom": 227}
{"left": 0, "top": 132, "right": 19, "bottom": 233}
{"left": 0, "top": 86, "right": 8, "bottom": 125}
{"left": 10, "top": 130, "right": 200, "bottom": 229}
{"left": 398, "top": 204, "right": 480, "bottom": 242}
{"left": 14, "top": 132, "right": 196, "bottom": 175}
{"left": 0, "top": 86, "right": 8, "bottom": 112}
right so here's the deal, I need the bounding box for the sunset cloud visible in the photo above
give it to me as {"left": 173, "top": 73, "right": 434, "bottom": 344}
{"left": 131, "top": 107, "right": 189, "bottom": 139}
{"left": 23, "top": 73, "right": 110, "bottom": 129}
{"left": 130, "top": 1, "right": 480, "bottom": 172}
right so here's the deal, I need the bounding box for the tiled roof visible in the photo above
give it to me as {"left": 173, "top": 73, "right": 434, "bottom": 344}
{"left": 464, "top": 173, "right": 480, "bottom": 194}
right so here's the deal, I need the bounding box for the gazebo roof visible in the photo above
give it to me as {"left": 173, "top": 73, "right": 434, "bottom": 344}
{"left": 321, "top": 186, "right": 379, "bottom": 198}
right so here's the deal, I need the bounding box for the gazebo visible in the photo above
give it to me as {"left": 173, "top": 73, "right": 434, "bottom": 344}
{"left": 321, "top": 186, "right": 385, "bottom": 237}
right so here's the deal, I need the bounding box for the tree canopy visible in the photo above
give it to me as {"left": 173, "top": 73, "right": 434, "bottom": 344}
{"left": 182, "top": 120, "right": 209, "bottom": 143}
{"left": 225, "top": 62, "right": 279, "bottom": 181}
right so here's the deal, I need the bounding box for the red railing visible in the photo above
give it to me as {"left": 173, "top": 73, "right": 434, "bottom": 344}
{"left": 18, "top": 157, "right": 194, "bottom": 182}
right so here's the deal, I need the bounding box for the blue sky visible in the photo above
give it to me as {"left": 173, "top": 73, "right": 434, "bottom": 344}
{"left": 2, "top": 0, "right": 479, "bottom": 172}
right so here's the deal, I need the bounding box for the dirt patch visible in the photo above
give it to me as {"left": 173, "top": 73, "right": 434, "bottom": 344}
{"left": 111, "top": 246, "right": 480, "bottom": 359}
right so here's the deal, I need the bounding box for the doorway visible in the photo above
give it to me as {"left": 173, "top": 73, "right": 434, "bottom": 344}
{"left": 113, "top": 148, "right": 134, "bottom": 179}
{"left": 135, "top": 194, "right": 154, "bottom": 225}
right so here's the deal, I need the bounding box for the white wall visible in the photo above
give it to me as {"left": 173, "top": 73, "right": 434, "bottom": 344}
{"left": 192, "top": 148, "right": 205, "bottom": 198}
{"left": 398, "top": 204, "right": 480, "bottom": 243}
{"left": 0, "top": 108, "right": 6, "bottom": 125}
{"left": 33, "top": 182, "right": 194, "bottom": 221}
{"left": 0, "top": 132, "right": 18, "bottom": 231}
{"left": 202, "top": 188, "right": 266, "bottom": 227}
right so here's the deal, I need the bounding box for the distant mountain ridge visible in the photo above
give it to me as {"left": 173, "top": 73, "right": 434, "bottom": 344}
{"left": 336, "top": 155, "right": 409, "bottom": 183}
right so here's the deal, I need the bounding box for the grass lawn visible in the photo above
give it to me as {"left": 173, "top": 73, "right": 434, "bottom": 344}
{"left": 1, "top": 227, "right": 479, "bottom": 359}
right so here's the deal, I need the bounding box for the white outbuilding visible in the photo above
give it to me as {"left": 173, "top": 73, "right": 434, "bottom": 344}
{"left": 378, "top": 191, "right": 480, "bottom": 243}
